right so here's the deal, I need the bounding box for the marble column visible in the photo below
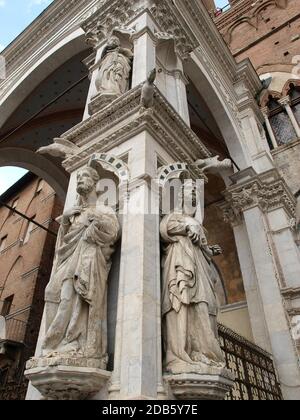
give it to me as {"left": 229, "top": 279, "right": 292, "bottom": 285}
{"left": 221, "top": 169, "right": 300, "bottom": 400}
{"left": 131, "top": 17, "right": 157, "bottom": 87}
{"left": 109, "top": 131, "right": 163, "bottom": 400}
{"left": 279, "top": 96, "right": 300, "bottom": 139}
{"left": 261, "top": 107, "right": 278, "bottom": 150}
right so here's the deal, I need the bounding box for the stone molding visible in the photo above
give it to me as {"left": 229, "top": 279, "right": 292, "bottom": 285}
{"left": 60, "top": 85, "right": 210, "bottom": 173}
{"left": 219, "top": 170, "right": 296, "bottom": 226}
{"left": 164, "top": 371, "right": 235, "bottom": 400}
{"left": 81, "top": 1, "right": 199, "bottom": 59}
{"left": 81, "top": 0, "right": 142, "bottom": 40}
{"left": 149, "top": 1, "right": 198, "bottom": 59}
{"left": 281, "top": 286, "right": 300, "bottom": 301}
{"left": 25, "top": 364, "right": 111, "bottom": 400}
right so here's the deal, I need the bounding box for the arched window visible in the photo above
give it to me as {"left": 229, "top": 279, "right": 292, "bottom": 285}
{"left": 289, "top": 84, "right": 300, "bottom": 126}
{"left": 35, "top": 179, "right": 44, "bottom": 195}
{"left": 23, "top": 216, "right": 36, "bottom": 245}
{"left": 267, "top": 95, "right": 296, "bottom": 146}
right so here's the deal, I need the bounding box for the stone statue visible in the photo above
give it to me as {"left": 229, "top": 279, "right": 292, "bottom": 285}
{"left": 192, "top": 155, "right": 233, "bottom": 175}
{"left": 141, "top": 69, "right": 156, "bottom": 108}
{"left": 42, "top": 165, "right": 120, "bottom": 368}
{"left": 95, "top": 35, "right": 133, "bottom": 97}
{"left": 37, "top": 138, "right": 79, "bottom": 159}
{"left": 160, "top": 182, "right": 225, "bottom": 375}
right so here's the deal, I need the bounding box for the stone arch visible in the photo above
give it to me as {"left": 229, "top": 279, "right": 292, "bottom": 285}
{"left": 227, "top": 18, "right": 256, "bottom": 45}
{"left": 0, "top": 148, "right": 68, "bottom": 201}
{"left": 260, "top": 89, "right": 282, "bottom": 107}
{"left": 0, "top": 29, "right": 91, "bottom": 201}
{"left": 89, "top": 153, "right": 130, "bottom": 186}
{"left": 252, "top": 0, "right": 277, "bottom": 21}
{"left": 185, "top": 55, "right": 251, "bottom": 170}
{"left": 0, "top": 28, "right": 87, "bottom": 128}
{"left": 282, "top": 79, "right": 300, "bottom": 97}
{"left": 0, "top": 256, "right": 24, "bottom": 305}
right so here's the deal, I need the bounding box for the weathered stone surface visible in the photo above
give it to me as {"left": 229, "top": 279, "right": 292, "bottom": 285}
{"left": 165, "top": 370, "right": 235, "bottom": 400}
{"left": 160, "top": 181, "right": 226, "bottom": 376}
{"left": 25, "top": 365, "right": 111, "bottom": 400}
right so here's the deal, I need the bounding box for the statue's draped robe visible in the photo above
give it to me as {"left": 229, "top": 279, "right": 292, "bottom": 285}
{"left": 95, "top": 47, "right": 132, "bottom": 96}
{"left": 44, "top": 205, "right": 119, "bottom": 361}
{"left": 160, "top": 212, "right": 224, "bottom": 371}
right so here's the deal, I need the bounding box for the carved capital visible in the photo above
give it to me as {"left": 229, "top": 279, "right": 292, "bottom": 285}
{"left": 81, "top": 0, "right": 142, "bottom": 48}
{"left": 219, "top": 170, "right": 296, "bottom": 226}
{"left": 278, "top": 95, "right": 291, "bottom": 108}
{"left": 261, "top": 106, "right": 270, "bottom": 118}
{"left": 149, "top": 1, "right": 198, "bottom": 58}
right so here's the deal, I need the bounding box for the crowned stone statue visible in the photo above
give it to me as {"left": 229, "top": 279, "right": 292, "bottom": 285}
{"left": 160, "top": 181, "right": 225, "bottom": 375}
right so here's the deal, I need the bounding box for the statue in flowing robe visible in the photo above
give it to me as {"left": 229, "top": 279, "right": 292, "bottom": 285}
{"left": 95, "top": 35, "right": 133, "bottom": 97}
{"left": 160, "top": 182, "right": 225, "bottom": 374}
{"left": 42, "top": 166, "right": 120, "bottom": 368}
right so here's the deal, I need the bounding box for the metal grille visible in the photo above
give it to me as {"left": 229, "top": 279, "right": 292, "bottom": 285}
{"left": 218, "top": 324, "right": 283, "bottom": 400}
{"left": 0, "top": 363, "right": 28, "bottom": 401}
{"left": 0, "top": 381, "right": 28, "bottom": 401}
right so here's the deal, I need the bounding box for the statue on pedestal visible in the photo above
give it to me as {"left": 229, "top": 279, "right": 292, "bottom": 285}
{"left": 160, "top": 182, "right": 225, "bottom": 375}
{"left": 95, "top": 35, "right": 133, "bottom": 98}
{"left": 42, "top": 165, "right": 120, "bottom": 367}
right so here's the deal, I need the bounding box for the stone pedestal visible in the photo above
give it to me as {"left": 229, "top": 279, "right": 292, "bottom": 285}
{"left": 25, "top": 358, "right": 111, "bottom": 400}
{"left": 165, "top": 371, "right": 234, "bottom": 400}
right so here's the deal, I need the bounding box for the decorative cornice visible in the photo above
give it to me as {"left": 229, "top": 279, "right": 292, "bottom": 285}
{"left": 81, "top": 0, "right": 143, "bottom": 47}
{"left": 281, "top": 286, "right": 300, "bottom": 300}
{"left": 59, "top": 85, "right": 211, "bottom": 173}
{"left": 219, "top": 169, "right": 296, "bottom": 226}
{"left": 164, "top": 370, "right": 234, "bottom": 400}
{"left": 149, "top": 1, "right": 198, "bottom": 59}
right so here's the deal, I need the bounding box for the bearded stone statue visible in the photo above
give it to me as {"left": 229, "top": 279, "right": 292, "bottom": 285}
{"left": 42, "top": 166, "right": 120, "bottom": 368}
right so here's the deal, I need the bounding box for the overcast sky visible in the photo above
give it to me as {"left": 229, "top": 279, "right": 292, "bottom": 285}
{"left": 0, "top": 0, "right": 229, "bottom": 195}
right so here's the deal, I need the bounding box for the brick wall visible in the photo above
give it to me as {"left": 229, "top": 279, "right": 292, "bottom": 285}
{"left": 0, "top": 174, "right": 63, "bottom": 387}
{"left": 216, "top": 0, "right": 300, "bottom": 74}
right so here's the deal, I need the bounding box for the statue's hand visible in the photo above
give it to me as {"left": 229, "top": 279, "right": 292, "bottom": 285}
{"left": 62, "top": 206, "right": 81, "bottom": 223}
{"left": 187, "top": 225, "right": 200, "bottom": 244}
{"left": 211, "top": 245, "right": 223, "bottom": 256}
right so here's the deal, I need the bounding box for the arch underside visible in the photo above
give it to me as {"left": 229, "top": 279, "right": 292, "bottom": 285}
{"left": 0, "top": 36, "right": 91, "bottom": 199}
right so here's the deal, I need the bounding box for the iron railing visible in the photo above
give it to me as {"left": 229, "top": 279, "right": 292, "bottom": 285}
{"left": 0, "top": 322, "right": 284, "bottom": 400}
{"left": 218, "top": 324, "right": 283, "bottom": 400}
{"left": 0, "top": 381, "right": 28, "bottom": 401}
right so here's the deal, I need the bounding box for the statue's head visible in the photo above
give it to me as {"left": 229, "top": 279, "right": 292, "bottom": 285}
{"left": 177, "top": 180, "right": 200, "bottom": 217}
{"left": 77, "top": 166, "right": 100, "bottom": 196}
{"left": 107, "top": 35, "right": 120, "bottom": 49}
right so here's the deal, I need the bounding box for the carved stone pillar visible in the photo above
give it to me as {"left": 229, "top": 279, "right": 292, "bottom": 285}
{"left": 261, "top": 107, "right": 278, "bottom": 150}
{"left": 108, "top": 133, "right": 163, "bottom": 400}
{"left": 220, "top": 169, "right": 300, "bottom": 400}
{"left": 279, "top": 96, "right": 300, "bottom": 139}
{"left": 131, "top": 14, "right": 157, "bottom": 87}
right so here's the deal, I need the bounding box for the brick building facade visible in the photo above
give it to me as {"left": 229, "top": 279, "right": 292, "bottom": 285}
{"left": 0, "top": 173, "right": 62, "bottom": 399}
{"left": 214, "top": 0, "right": 300, "bottom": 195}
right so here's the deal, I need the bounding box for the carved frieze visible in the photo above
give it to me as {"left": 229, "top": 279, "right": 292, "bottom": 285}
{"left": 56, "top": 85, "right": 210, "bottom": 173}
{"left": 219, "top": 170, "right": 296, "bottom": 226}
{"left": 81, "top": 0, "right": 143, "bottom": 47}
{"left": 149, "top": 1, "right": 198, "bottom": 58}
